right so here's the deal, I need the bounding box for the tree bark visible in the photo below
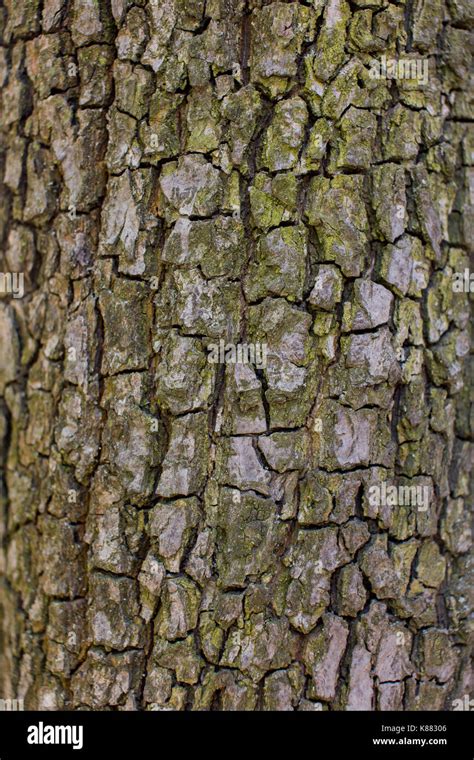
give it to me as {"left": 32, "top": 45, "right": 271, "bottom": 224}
{"left": 0, "top": 0, "right": 472, "bottom": 711}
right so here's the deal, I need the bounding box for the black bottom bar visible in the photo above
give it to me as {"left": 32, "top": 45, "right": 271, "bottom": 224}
{"left": 0, "top": 710, "right": 471, "bottom": 758}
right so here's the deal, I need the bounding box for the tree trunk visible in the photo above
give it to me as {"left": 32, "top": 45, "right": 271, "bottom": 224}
{"left": 0, "top": 0, "right": 472, "bottom": 711}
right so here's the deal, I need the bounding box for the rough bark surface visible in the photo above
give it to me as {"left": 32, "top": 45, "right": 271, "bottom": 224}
{"left": 0, "top": 0, "right": 472, "bottom": 711}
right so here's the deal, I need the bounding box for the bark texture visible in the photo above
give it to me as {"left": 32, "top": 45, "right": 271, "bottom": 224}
{"left": 0, "top": 0, "right": 473, "bottom": 711}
